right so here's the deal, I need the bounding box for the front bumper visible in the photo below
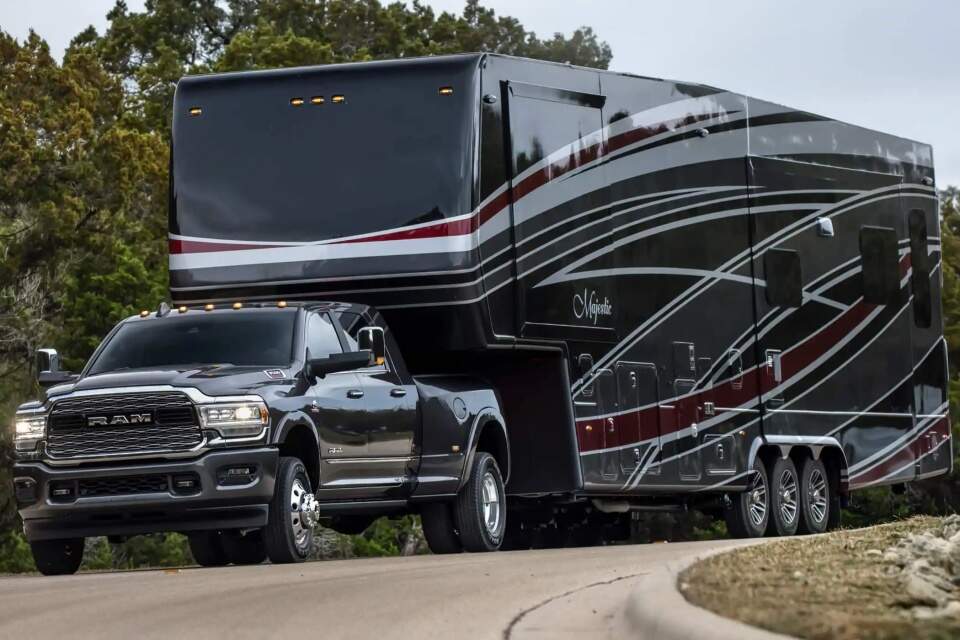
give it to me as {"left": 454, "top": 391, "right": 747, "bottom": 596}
{"left": 14, "top": 447, "right": 278, "bottom": 541}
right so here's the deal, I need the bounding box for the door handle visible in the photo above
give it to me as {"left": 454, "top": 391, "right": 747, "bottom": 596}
{"left": 390, "top": 388, "right": 407, "bottom": 398}
{"left": 346, "top": 389, "right": 364, "bottom": 399}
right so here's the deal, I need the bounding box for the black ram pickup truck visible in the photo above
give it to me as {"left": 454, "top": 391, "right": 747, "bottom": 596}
{"left": 13, "top": 301, "right": 510, "bottom": 574}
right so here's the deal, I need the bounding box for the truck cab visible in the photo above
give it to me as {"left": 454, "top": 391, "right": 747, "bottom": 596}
{"left": 13, "top": 301, "right": 509, "bottom": 574}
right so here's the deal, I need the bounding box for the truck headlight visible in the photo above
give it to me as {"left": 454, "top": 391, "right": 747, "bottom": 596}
{"left": 14, "top": 414, "right": 46, "bottom": 452}
{"left": 199, "top": 402, "right": 268, "bottom": 438}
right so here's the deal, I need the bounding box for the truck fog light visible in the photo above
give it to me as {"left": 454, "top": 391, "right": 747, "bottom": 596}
{"left": 218, "top": 465, "right": 258, "bottom": 486}
{"left": 172, "top": 474, "right": 200, "bottom": 494}
{"left": 50, "top": 482, "right": 75, "bottom": 501}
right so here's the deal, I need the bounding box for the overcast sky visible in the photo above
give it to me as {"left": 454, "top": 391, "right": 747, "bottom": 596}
{"left": 3, "top": 0, "right": 959, "bottom": 186}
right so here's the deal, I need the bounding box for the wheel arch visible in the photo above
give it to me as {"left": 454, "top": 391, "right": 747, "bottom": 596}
{"left": 459, "top": 409, "right": 510, "bottom": 489}
{"left": 750, "top": 435, "right": 849, "bottom": 495}
{"left": 273, "top": 416, "right": 321, "bottom": 490}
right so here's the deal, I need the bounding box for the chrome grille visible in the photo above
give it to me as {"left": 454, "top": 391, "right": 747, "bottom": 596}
{"left": 47, "top": 391, "right": 202, "bottom": 458}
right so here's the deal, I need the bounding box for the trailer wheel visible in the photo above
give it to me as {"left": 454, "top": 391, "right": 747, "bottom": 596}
{"left": 724, "top": 458, "right": 769, "bottom": 538}
{"left": 767, "top": 457, "right": 800, "bottom": 536}
{"left": 187, "top": 531, "right": 228, "bottom": 567}
{"left": 455, "top": 452, "right": 506, "bottom": 552}
{"left": 221, "top": 530, "right": 267, "bottom": 565}
{"left": 30, "top": 538, "right": 84, "bottom": 576}
{"left": 420, "top": 503, "right": 462, "bottom": 554}
{"left": 798, "top": 457, "right": 837, "bottom": 534}
{"left": 263, "top": 457, "right": 314, "bottom": 564}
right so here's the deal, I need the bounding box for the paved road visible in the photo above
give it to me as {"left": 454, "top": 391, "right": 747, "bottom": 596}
{"left": 0, "top": 539, "right": 746, "bottom": 640}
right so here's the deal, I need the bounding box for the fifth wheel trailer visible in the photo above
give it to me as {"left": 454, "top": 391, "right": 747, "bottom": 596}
{"left": 168, "top": 53, "right": 950, "bottom": 540}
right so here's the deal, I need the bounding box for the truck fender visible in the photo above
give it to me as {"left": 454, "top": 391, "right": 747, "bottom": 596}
{"left": 271, "top": 410, "right": 320, "bottom": 447}
{"left": 458, "top": 408, "right": 510, "bottom": 490}
{"left": 748, "top": 434, "right": 850, "bottom": 493}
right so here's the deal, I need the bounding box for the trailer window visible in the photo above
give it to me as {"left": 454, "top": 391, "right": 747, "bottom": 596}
{"left": 859, "top": 226, "right": 900, "bottom": 305}
{"left": 764, "top": 249, "right": 802, "bottom": 307}
{"left": 908, "top": 210, "right": 932, "bottom": 328}
{"left": 307, "top": 313, "right": 343, "bottom": 359}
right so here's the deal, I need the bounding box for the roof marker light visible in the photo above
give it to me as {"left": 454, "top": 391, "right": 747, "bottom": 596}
{"left": 140, "top": 310, "right": 150, "bottom": 318}
{"left": 310, "top": 96, "right": 324, "bottom": 105}
{"left": 277, "top": 300, "right": 287, "bottom": 308}
{"left": 331, "top": 95, "right": 345, "bottom": 104}
{"left": 178, "top": 305, "right": 188, "bottom": 314}
{"left": 438, "top": 86, "right": 454, "bottom": 96}
{"left": 205, "top": 304, "right": 215, "bottom": 311}
{"left": 290, "top": 97, "right": 305, "bottom": 106}
{"left": 232, "top": 302, "right": 243, "bottom": 310}
{"left": 188, "top": 107, "right": 202, "bottom": 116}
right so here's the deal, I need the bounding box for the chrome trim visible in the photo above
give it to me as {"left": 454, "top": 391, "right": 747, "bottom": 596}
{"left": 325, "top": 456, "right": 415, "bottom": 465}
{"left": 45, "top": 385, "right": 264, "bottom": 408}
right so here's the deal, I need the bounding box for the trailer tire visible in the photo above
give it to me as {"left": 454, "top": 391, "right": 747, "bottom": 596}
{"left": 30, "top": 538, "right": 84, "bottom": 576}
{"left": 188, "top": 531, "right": 229, "bottom": 567}
{"left": 221, "top": 530, "right": 267, "bottom": 565}
{"left": 455, "top": 452, "right": 506, "bottom": 552}
{"left": 421, "top": 503, "right": 462, "bottom": 554}
{"left": 264, "top": 457, "right": 314, "bottom": 564}
{"left": 724, "top": 458, "right": 770, "bottom": 538}
{"left": 767, "top": 457, "right": 800, "bottom": 537}
{"left": 798, "top": 457, "right": 836, "bottom": 534}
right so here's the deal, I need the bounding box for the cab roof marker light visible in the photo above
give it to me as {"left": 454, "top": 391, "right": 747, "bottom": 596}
{"left": 178, "top": 305, "right": 188, "bottom": 314}
{"left": 232, "top": 302, "right": 243, "bottom": 310}
{"left": 310, "top": 96, "right": 324, "bottom": 105}
{"left": 277, "top": 300, "right": 287, "bottom": 308}
{"left": 188, "top": 107, "right": 202, "bottom": 116}
{"left": 438, "top": 86, "right": 454, "bottom": 96}
{"left": 290, "top": 97, "right": 304, "bottom": 106}
{"left": 139, "top": 310, "right": 149, "bottom": 317}
{"left": 331, "top": 95, "right": 345, "bottom": 104}
{"left": 204, "top": 304, "right": 215, "bottom": 311}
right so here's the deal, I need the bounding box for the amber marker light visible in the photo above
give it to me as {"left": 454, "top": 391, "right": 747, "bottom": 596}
{"left": 290, "top": 97, "right": 305, "bottom": 106}
{"left": 178, "top": 305, "right": 188, "bottom": 314}
{"left": 277, "top": 300, "right": 287, "bottom": 308}
{"left": 139, "top": 310, "right": 150, "bottom": 317}
{"left": 204, "top": 304, "right": 215, "bottom": 312}
{"left": 310, "top": 96, "right": 324, "bottom": 105}
{"left": 188, "top": 107, "right": 202, "bottom": 116}
{"left": 232, "top": 302, "right": 243, "bottom": 310}
{"left": 331, "top": 94, "right": 345, "bottom": 104}
{"left": 438, "top": 86, "right": 454, "bottom": 96}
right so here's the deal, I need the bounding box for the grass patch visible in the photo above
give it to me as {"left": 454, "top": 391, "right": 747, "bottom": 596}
{"left": 680, "top": 517, "right": 959, "bottom": 640}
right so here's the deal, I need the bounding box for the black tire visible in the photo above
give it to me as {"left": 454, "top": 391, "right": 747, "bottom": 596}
{"left": 328, "top": 515, "right": 376, "bottom": 535}
{"left": 767, "top": 457, "right": 800, "bottom": 537}
{"left": 420, "top": 502, "right": 462, "bottom": 554}
{"left": 454, "top": 452, "right": 506, "bottom": 552}
{"left": 188, "top": 531, "right": 229, "bottom": 567}
{"left": 221, "top": 530, "right": 267, "bottom": 565}
{"left": 264, "top": 457, "right": 314, "bottom": 564}
{"left": 30, "top": 538, "right": 84, "bottom": 576}
{"left": 724, "top": 457, "right": 770, "bottom": 538}
{"left": 499, "top": 515, "right": 533, "bottom": 551}
{"left": 798, "top": 457, "right": 838, "bottom": 534}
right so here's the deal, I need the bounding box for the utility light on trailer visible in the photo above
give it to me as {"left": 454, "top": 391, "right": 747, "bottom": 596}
{"left": 290, "top": 97, "right": 305, "bottom": 106}
{"left": 331, "top": 95, "right": 345, "bottom": 104}
{"left": 188, "top": 107, "right": 202, "bottom": 116}
{"left": 310, "top": 96, "right": 324, "bottom": 105}
{"left": 438, "top": 86, "right": 454, "bottom": 96}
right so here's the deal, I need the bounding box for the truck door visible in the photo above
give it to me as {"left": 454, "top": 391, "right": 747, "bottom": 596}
{"left": 746, "top": 158, "right": 913, "bottom": 462}
{"left": 502, "top": 81, "right": 612, "bottom": 340}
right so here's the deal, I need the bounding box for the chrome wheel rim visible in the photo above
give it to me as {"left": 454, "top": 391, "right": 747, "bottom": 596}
{"left": 747, "top": 471, "right": 767, "bottom": 527}
{"left": 290, "top": 478, "right": 312, "bottom": 551}
{"left": 481, "top": 470, "right": 503, "bottom": 538}
{"left": 778, "top": 469, "right": 798, "bottom": 525}
{"left": 808, "top": 469, "right": 828, "bottom": 524}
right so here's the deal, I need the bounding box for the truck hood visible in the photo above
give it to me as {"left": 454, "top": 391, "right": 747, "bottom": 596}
{"left": 45, "top": 365, "right": 294, "bottom": 401}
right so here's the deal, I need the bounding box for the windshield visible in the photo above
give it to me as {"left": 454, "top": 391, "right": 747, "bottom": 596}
{"left": 171, "top": 58, "right": 476, "bottom": 243}
{"left": 88, "top": 311, "right": 297, "bottom": 375}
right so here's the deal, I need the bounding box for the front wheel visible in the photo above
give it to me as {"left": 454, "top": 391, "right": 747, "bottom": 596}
{"left": 455, "top": 452, "right": 506, "bottom": 552}
{"left": 264, "top": 457, "right": 314, "bottom": 564}
{"left": 31, "top": 538, "right": 85, "bottom": 576}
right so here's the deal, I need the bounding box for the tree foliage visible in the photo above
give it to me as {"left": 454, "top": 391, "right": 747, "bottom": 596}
{"left": 0, "top": 0, "right": 610, "bottom": 571}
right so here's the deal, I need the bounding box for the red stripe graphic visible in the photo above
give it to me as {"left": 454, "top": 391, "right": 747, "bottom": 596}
{"left": 849, "top": 417, "right": 950, "bottom": 486}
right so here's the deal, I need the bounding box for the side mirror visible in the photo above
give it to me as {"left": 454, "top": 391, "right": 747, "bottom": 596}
{"left": 358, "top": 327, "right": 386, "bottom": 366}
{"left": 36, "top": 348, "right": 76, "bottom": 388}
{"left": 308, "top": 350, "right": 374, "bottom": 379}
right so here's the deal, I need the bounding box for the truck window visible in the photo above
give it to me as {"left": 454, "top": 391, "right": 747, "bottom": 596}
{"left": 908, "top": 210, "right": 932, "bottom": 328}
{"left": 335, "top": 311, "right": 364, "bottom": 351}
{"left": 764, "top": 248, "right": 802, "bottom": 307}
{"left": 860, "top": 226, "right": 899, "bottom": 305}
{"left": 307, "top": 313, "right": 343, "bottom": 360}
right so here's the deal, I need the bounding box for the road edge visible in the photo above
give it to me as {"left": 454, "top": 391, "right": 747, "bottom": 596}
{"left": 623, "top": 539, "right": 796, "bottom": 640}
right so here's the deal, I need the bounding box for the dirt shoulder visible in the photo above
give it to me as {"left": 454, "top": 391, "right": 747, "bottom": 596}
{"left": 680, "top": 517, "right": 960, "bottom": 640}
